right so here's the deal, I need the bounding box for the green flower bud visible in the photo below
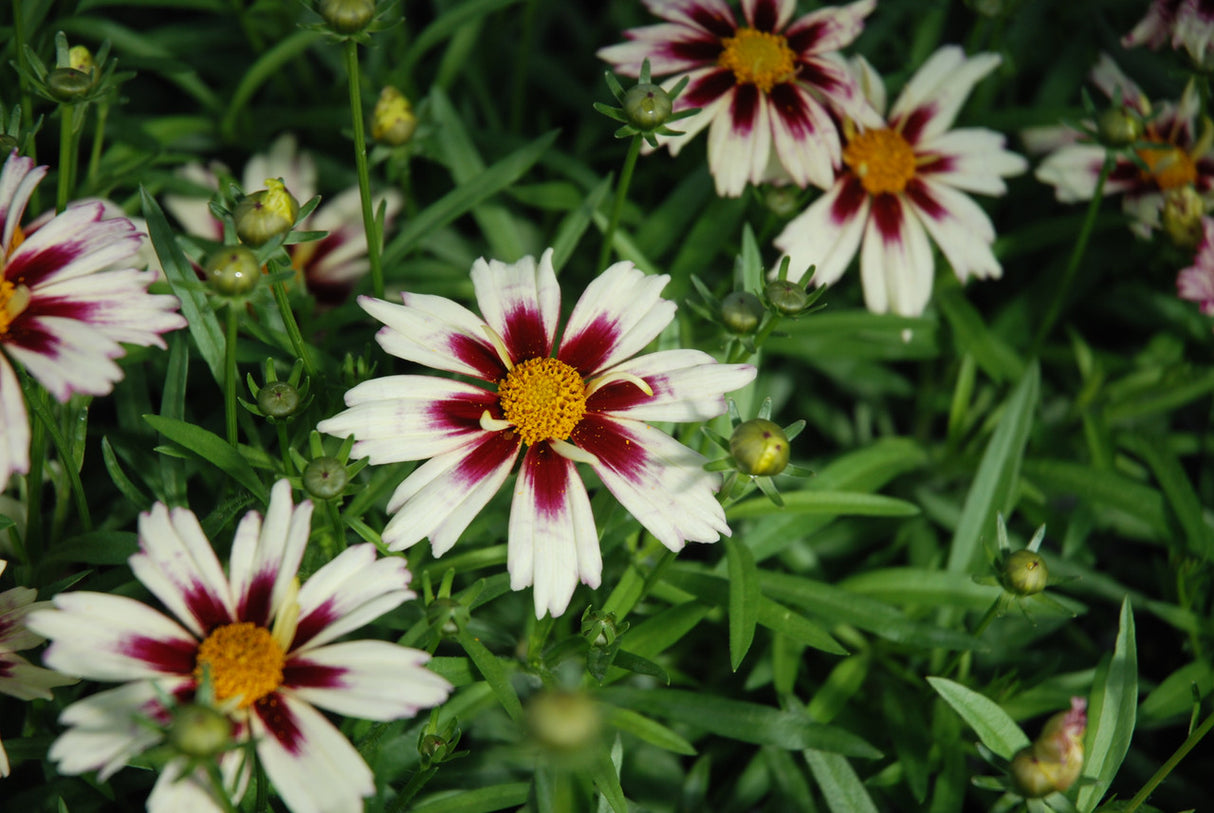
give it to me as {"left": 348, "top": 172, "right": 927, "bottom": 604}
{"left": 580, "top": 609, "right": 621, "bottom": 648}
{"left": 730, "top": 418, "right": 790, "bottom": 477}
{"left": 303, "top": 456, "right": 349, "bottom": 499}
{"left": 1004, "top": 549, "right": 1049, "bottom": 596}
{"left": 320, "top": 0, "right": 376, "bottom": 34}
{"left": 47, "top": 67, "right": 94, "bottom": 103}
{"left": 622, "top": 83, "right": 674, "bottom": 131}
{"left": 721, "top": 290, "right": 764, "bottom": 334}
{"left": 371, "top": 86, "right": 417, "bottom": 146}
{"left": 1097, "top": 106, "right": 1143, "bottom": 148}
{"left": 68, "top": 45, "right": 95, "bottom": 76}
{"left": 167, "top": 703, "right": 233, "bottom": 759}
{"left": 205, "top": 246, "right": 261, "bottom": 297}
{"left": 1161, "top": 185, "right": 1205, "bottom": 250}
{"left": 419, "top": 732, "right": 449, "bottom": 762}
{"left": 234, "top": 179, "right": 299, "bottom": 247}
{"left": 765, "top": 279, "right": 810, "bottom": 316}
{"left": 527, "top": 690, "right": 602, "bottom": 753}
{"left": 257, "top": 381, "right": 301, "bottom": 419}
{"left": 427, "top": 597, "right": 465, "bottom": 637}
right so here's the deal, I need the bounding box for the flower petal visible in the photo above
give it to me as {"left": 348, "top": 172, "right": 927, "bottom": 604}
{"left": 768, "top": 82, "right": 840, "bottom": 189}
{"left": 291, "top": 544, "right": 413, "bottom": 652}
{"left": 4, "top": 315, "right": 125, "bottom": 402}
{"left": 906, "top": 179, "right": 1002, "bottom": 282}
{"left": 587, "top": 349, "right": 755, "bottom": 422}
{"left": 558, "top": 261, "right": 675, "bottom": 376}
{"left": 1035, "top": 145, "right": 1137, "bottom": 203}
{"left": 360, "top": 293, "right": 506, "bottom": 382}
{"left": 859, "top": 193, "right": 935, "bottom": 316}
{"left": 889, "top": 46, "right": 1001, "bottom": 144}
{"left": 285, "top": 640, "right": 451, "bottom": 719}
{"left": 5, "top": 201, "right": 142, "bottom": 289}
{"left": 773, "top": 176, "right": 870, "bottom": 286}
{"left": 0, "top": 151, "right": 46, "bottom": 253}
{"left": 0, "top": 355, "right": 30, "bottom": 489}
{"left": 243, "top": 133, "right": 318, "bottom": 203}
{"left": 785, "top": 0, "right": 876, "bottom": 54}
{"left": 26, "top": 267, "right": 185, "bottom": 349}
{"left": 472, "top": 248, "right": 560, "bottom": 362}
{"left": 917, "top": 128, "right": 1028, "bottom": 195}
{"left": 706, "top": 85, "right": 771, "bottom": 196}
{"left": 228, "top": 479, "right": 313, "bottom": 629}
{"left": 148, "top": 757, "right": 238, "bottom": 813}
{"left": 596, "top": 23, "right": 720, "bottom": 77}
{"left": 0, "top": 651, "right": 77, "bottom": 700}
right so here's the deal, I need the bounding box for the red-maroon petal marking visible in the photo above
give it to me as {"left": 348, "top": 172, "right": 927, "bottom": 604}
{"left": 683, "top": 70, "right": 737, "bottom": 108}
{"left": 447, "top": 333, "right": 510, "bottom": 382}
{"left": 522, "top": 443, "right": 573, "bottom": 518}
{"left": 182, "top": 583, "right": 234, "bottom": 634}
{"left": 453, "top": 427, "right": 522, "bottom": 486}
{"left": 786, "top": 20, "right": 825, "bottom": 54}
{"left": 796, "top": 58, "right": 843, "bottom": 93}
{"left": 870, "top": 194, "right": 905, "bottom": 243}
{"left": 729, "top": 85, "right": 761, "bottom": 135}
{"left": 559, "top": 314, "right": 621, "bottom": 377}
{"left": 749, "top": 0, "right": 780, "bottom": 32}
{"left": 904, "top": 180, "right": 947, "bottom": 221}
{"left": 667, "top": 37, "right": 724, "bottom": 64}
{"left": 283, "top": 659, "right": 347, "bottom": 690}
{"left": 3, "top": 242, "right": 84, "bottom": 289}
{"left": 238, "top": 571, "right": 276, "bottom": 629}
{"left": 769, "top": 83, "right": 815, "bottom": 137}
{"left": 123, "top": 635, "right": 198, "bottom": 675}
{"left": 500, "top": 304, "right": 550, "bottom": 363}
{"left": 831, "top": 177, "right": 868, "bottom": 224}
{"left": 569, "top": 413, "right": 648, "bottom": 483}
{"left": 916, "top": 153, "right": 956, "bottom": 176}
{"left": 255, "top": 693, "right": 305, "bottom": 756}
{"left": 687, "top": 5, "right": 737, "bottom": 38}
{"left": 428, "top": 388, "right": 502, "bottom": 432}
{"left": 896, "top": 107, "right": 935, "bottom": 145}
{"left": 290, "top": 600, "right": 336, "bottom": 652}
{"left": 585, "top": 375, "right": 666, "bottom": 414}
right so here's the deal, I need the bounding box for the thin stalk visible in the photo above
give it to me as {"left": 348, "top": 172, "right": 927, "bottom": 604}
{"left": 343, "top": 39, "right": 385, "bottom": 300}
{"left": 509, "top": 0, "right": 539, "bottom": 133}
{"left": 271, "top": 279, "right": 317, "bottom": 378}
{"left": 324, "top": 498, "right": 345, "bottom": 556}
{"left": 57, "top": 104, "right": 77, "bottom": 212}
{"left": 941, "top": 598, "right": 1002, "bottom": 679}
{"left": 225, "top": 304, "right": 240, "bottom": 448}
{"left": 1031, "top": 152, "right": 1116, "bottom": 353}
{"left": 276, "top": 422, "right": 292, "bottom": 475}
{"left": 24, "top": 395, "right": 47, "bottom": 564}
{"left": 597, "top": 134, "right": 642, "bottom": 271}
{"left": 12, "top": 0, "right": 35, "bottom": 167}
{"left": 389, "top": 766, "right": 439, "bottom": 813}
{"left": 88, "top": 99, "right": 110, "bottom": 184}
{"left": 1124, "top": 710, "right": 1214, "bottom": 812}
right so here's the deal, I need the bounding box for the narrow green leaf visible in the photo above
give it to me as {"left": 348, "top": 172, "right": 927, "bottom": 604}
{"left": 611, "top": 649, "right": 669, "bottom": 684}
{"left": 456, "top": 628, "right": 523, "bottom": 722}
{"left": 402, "top": 0, "right": 524, "bottom": 78}
{"left": 927, "top": 676, "right": 1030, "bottom": 760}
{"left": 936, "top": 286, "right": 1025, "bottom": 383}
{"left": 1138, "top": 661, "right": 1214, "bottom": 725}
{"left": 804, "top": 750, "right": 880, "bottom": 813}
{"left": 408, "top": 783, "right": 531, "bottom": 813}
{"left": 726, "top": 537, "right": 760, "bottom": 671}
{"left": 728, "top": 490, "right": 921, "bottom": 520}
{"left": 1119, "top": 433, "right": 1214, "bottom": 560}
{"left": 221, "top": 30, "right": 322, "bottom": 138}
{"left": 1022, "top": 460, "right": 1169, "bottom": 540}
{"left": 40, "top": 531, "right": 139, "bottom": 566}
{"left": 1077, "top": 598, "right": 1137, "bottom": 813}
{"left": 101, "top": 437, "right": 152, "bottom": 510}
{"left": 589, "top": 743, "right": 628, "bottom": 813}
{"left": 807, "top": 655, "right": 870, "bottom": 725}
{"left": 839, "top": 568, "right": 1002, "bottom": 611}
{"left": 601, "top": 706, "right": 696, "bottom": 755}
{"left": 142, "top": 415, "right": 267, "bottom": 501}
{"left": 551, "top": 177, "right": 611, "bottom": 272}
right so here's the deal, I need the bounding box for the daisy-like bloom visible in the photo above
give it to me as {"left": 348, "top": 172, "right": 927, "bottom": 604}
{"left": 27, "top": 480, "right": 452, "bottom": 813}
{"left": 772, "top": 47, "right": 1028, "bottom": 316}
{"left": 597, "top": 0, "right": 882, "bottom": 197}
{"left": 165, "top": 134, "right": 402, "bottom": 305}
{"left": 1178, "top": 217, "right": 1214, "bottom": 315}
{"left": 317, "top": 249, "right": 756, "bottom": 618}
{"left": 1123, "top": 0, "right": 1214, "bottom": 68}
{"left": 0, "top": 559, "right": 77, "bottom": 777}
{"left": 1035, "top": 54, "right": 1214, "bottom": 239}
{"left": 0, "top": 149, "right": 186, "bottom": 489}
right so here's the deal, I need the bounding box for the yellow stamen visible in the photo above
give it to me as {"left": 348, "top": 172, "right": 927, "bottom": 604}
{"left": 584, "top": 369, "right": 654, "bottom": 399}
{"left": 843, "top": 128, "right": 918, "bottom": 195}
{"left": 1136, "top": 142, "right": 1198, "bottom": 190}
{"left": 194, "top": 622, "right": 285, "bottom": 709}
{"left": 497, "top": 357, "right": 587, "bottom": 446}
{"left": 718, "top": 28, "right": 796, "bottom": 94}
{"left": 0, "top": 280, "right": 32, "bottom": 337}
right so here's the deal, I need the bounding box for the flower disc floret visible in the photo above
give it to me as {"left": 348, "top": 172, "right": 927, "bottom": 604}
{"left": 498, "top": 357, "right": 587, "bottom": 446}
{"left": 0, "top": 280, "right": 33, "bottom": 336}
{"left": 1137, "top": 143, "right": 1197, "bottom": 190}
{"left": 718, "top": 28, "right": 796, "bottom": 93}
{"left": 844, "top": 128, "right": 918, "bottom": 195}
{"left": 194, "top": 622, "right": 285, "bottom": 709}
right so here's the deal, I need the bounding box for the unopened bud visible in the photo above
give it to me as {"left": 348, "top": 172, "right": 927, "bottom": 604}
{"left": 730, "top": 419, "right": 791, "bottom": 477}
{"left": 320, "top": 0, "right": 376, "bottom": 34}
{"left": 168, "top": 703, "right": 233, "bottom": 759}
{"left": 765, "top": 279, "right": 809, "bottom": 316}
{"left": 1162, "top": 185, "right": 1205, "bottom": 250}
{"left": 622, "top": 83, "right": 673, "bottom": 131}
{"left": 527, "top": 690, "right": 602, "bottom": 752}
{"left": 47, "top": 68, "right": 93, "bottom": 102}
{"left": 1098, "top": 107, "right": 1143, "bottom": 148}
{"left": 205, "top": 246, "right": 261, "bottom": 297}
{"left": 372, "top": 86, "right": 417, "bottom": 146}
{"left": 257, "top": 381, "right": 301, "bottom": 419}
{"left": 68, "top": 45, "right": 95, "bottom": 76}
{"left": 303, "top": 456, "right": 348, "bottom": 500}
{"left": 1004, "top": 549, "right": 1048, "bottom": 596}
{"left": 234, "top": 179, "right": 298, "bottom": 247}
{"left": 1010, "top": 697, "right": 1087, "bottom": 798}
{"left": 721, "top": 291, "right": 764, "bottom": 334}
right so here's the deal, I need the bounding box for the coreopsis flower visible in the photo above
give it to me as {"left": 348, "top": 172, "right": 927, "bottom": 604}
{"left": 1178, "top": 216, "right": 1214, "bottom": 314}
{"left": 27, "top": 480, "right": 452, "bottom": 812}
{"left": 1123, "top": 0, "right": 1214, "bottom": 68}
{"left": 597, "top": 0, "right": 882, "bottom": 197}
{"left": 318, "top": 249, "right": 756, "bottom": 617}
{"left": 0, "top": 560, "right": 77, "bottom": 777}
{"left": 773, "top": 47, "right": 1027, "bottom": 316}
{"left": 0, "top": 149, "right": 185, "bottom": 489}
{"left": 164, "top": 134, "right": 402, "bottom": 305}
{"left": 1035, "top": 54, "right": 1214, "bottom": 239}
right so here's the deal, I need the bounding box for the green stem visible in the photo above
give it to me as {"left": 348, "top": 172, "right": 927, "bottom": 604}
{"left": 225, "top": 304, "right": 240, "bottom": 448}
{"left": 12, "top": 0, "right": 35, "bottom": 166}
{"left": 24, "top": 393, "right": 47, "bottom": 565}
{"left": 1031, "top": 152, "right": 1115, "bottom": 353}
{"left": 88, "top": 99, "right": 109, "bottom": 184}
{"left": 271, "top": 279, "right": 317, "bottom": 378}
{"left": 324, "top": 498, "right": 345, "bottom": 556}
{"left": 597, "top": 134, "right": 642, "bottom": 272}
{"left": 389, "top": 766, "right": 439, "bottom": 813}
{"left": 276, "top": 422, "right": 292, "bottom": 475}
{"left": 1124, "top": 710, "right": 1214, "bottom": 812}
{"left": 57, "top": 104, "right": 77, "bottom": 212}
{"left": 343, "top": 39, "right": 384, "bottom": 300}
{"left": 509, "top": 0, "right": 539, "bottom": 133}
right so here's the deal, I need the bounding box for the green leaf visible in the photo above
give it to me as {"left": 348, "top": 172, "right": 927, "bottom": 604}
{"left": 589, "top": 741, "right": 628, "bottom": 813}
{"left": 1138, "top": 661, "right": 1214, "bottom": 725}
{"left": 101, "top": 437, "right": 152, "bottom": 511}
{"left": 727, "top": 490, "right": 921, "bottom": 521}
{"left": 726, "top": 537, "right": 760, "bottom": 671}
{"left": 598, "top": 688, "right": 882, "bottom": 757}
{"left": 804, "top": 751, "right": 880, "bottom": 813}
{"left": 39, "top": 531, "right": 139, "bottom": 566}
{"left": 926, "top": 676, "right": 1030, "bottom": 760}
{"left": 141, "top": 188, "right": 225, "bottom": 385}
{"left": 550, "top": 176, "right": 611, "bottom": 272}
{"left": 221, "top": 30, "right": 322, "bottom": 138}
{"left": 142, "top": 415, "right": 267, "bottom": 501}
{"left": 839, "top": 568, "right": 1002, "bottom": 611}
{"left": 456, "top": 628, "right": 523, "bottom": 722}
{"left": 611, "top": 649, "right": 670, "bottom": 684}
{"left": 402, "top": 0, "right": 524, "bottom": 78}
{"left": 1077, "top": 598, "right": 1138, "bottom": 813}
{"left": 601, "top": 706, "right": 696, "bottom": 756}
{"left": 1021, "top": 460, "right": 1169, "bottom": 540}
{"left": 936, "top": 285, "right": 1025, "bottom": 383}
{"left": 1119, "top": 433, "right": 1214, "bottom": 560}
{"left": 408, "top": 783, "right": 531, "bottom": 813}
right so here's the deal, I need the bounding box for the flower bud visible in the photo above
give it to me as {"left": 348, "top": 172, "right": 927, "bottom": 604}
{"left": 730, "top": 419, "right": 791, "bottom": 477}
{"left": 1098, "top": 106, "right": 1143, "bottom": 148}
{"left": 1010, "top": 697, "right": 1086, "bottom": 798}
{"left": 527, "top": 690, "right": 602, "bottom": 753}
{"left": 721, "top": 290, "right": 764, "bottom": 334}
{"left": 371, "top": 86, "right": 417, "bottom": 146}
{"left": 68, "top": 45, "right": 95, "bottom": 76}
{"left": 427, "top": 597, "right": 465, "bottom": 637}
{"left": 765, "top": 279, "right": 810, "bottom": 316}
{"left": 1003, "top": 549, "right": 1049, "bottom": 596}
{"left": 235, "top": 179, "right": 299, "bottom": 247}
{"left": 621, "top": 83, "right": 674, "bottom": 131}
{"left": 1161, "top": 185, "right": 1205, "bottom": 250}
{"left": 167, "top": 703, "right": 233, "bottom": 759}
{"left": 762, "top": 185, "right": 800, "bottom": 218}
{"left": 205, "top": 246, "right": 261, "bottom": 297}
{"left": 419, "top": 732, "right": 449, "bottom": 762}
{"left": 257, "top": 381, "right": 302, "bottom": 419}
{"left": 303, "top": 456, "right": 349, "bottom": 499}
{"left": 580, "top": 609, "right": 621, "bottom": 648}
{"left": 47, "top": 67, "right": 94, "bottom": 102}
{"left": 320, "top": 0, "right": 376, "bottom": 34}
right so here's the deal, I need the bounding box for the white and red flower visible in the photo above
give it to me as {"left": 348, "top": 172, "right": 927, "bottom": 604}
{"left": 318, "top": 249, "right": 756, "bottom": 618}
{"left": 1178, "top": 217, "right": 1214, "bottom": 315}
{"left": 1123, "top": 0, "right": 1214, "bottom": 68}
{"left": 165, "top": 134, "right": 402, "bottom": 305}
{"left": 0, "top": 560, "right": 77, "bottom": 778}
{"left": 0, "top": 149, "right": 186, "bottom": 490}
{"left": 1034, "top": 54, "right": 1214, "bottom": 239}
{"left": 597, "top": 0, "right": 881, "bottom": 197}
{"left": 27, "top": 480, "right": 451, "bottom": 813}
{"left": 773, "top": 47, "right": 1027, "bottom": 316}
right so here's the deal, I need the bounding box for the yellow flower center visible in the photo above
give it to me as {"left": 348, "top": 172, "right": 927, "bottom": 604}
{"left": 718, "top": 28, "right": 796, "bottom": 94}
{"left": 194, "top": 622, "right": 285, "bottom": 709}
{"left": 497, "top": 357, "right": 587, "bottom": 446}
{"left": 1136, "top": 143, "right": 1197, "bottom": 190}
{"left": 0, "top": 280, "right": 32, "bottom": 337}
{"left": 843, "top": 128, "right": 918, "bottom": 195}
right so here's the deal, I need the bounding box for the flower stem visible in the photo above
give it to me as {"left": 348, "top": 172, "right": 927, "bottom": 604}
{"left": 225, "top": 304, "right": 240, "bottom": 448}
{"left": 12, "top": 0, "right": 36, "bottom": 165}
{"left": 88, "top": 99, "right": 110, "bottom": 184}
{"left": 390, "top": 766, "right": 439, "bottom": 813}
{"left": 1124, "top": 709, "right": 1214, "bottom": 812}
{"left": 57, "top": 103, "right": 77, "bottom": 213}
{"left": 276, "top": 422, "right": 292, "bottom": 475}
{"left": 270, "top": 278, "right": 317, "bottom": 379}
{"left": 597, "top": 134, "right": 642, "bottom": 272}
{"left": 343, "top": 38, "right": 385, "bottom": 300}
{"left": 1031, "top": 152, "right": 1115, "bottom": 353}
{"left": 24, "top": 393, "right": 47, "bottom": 564}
